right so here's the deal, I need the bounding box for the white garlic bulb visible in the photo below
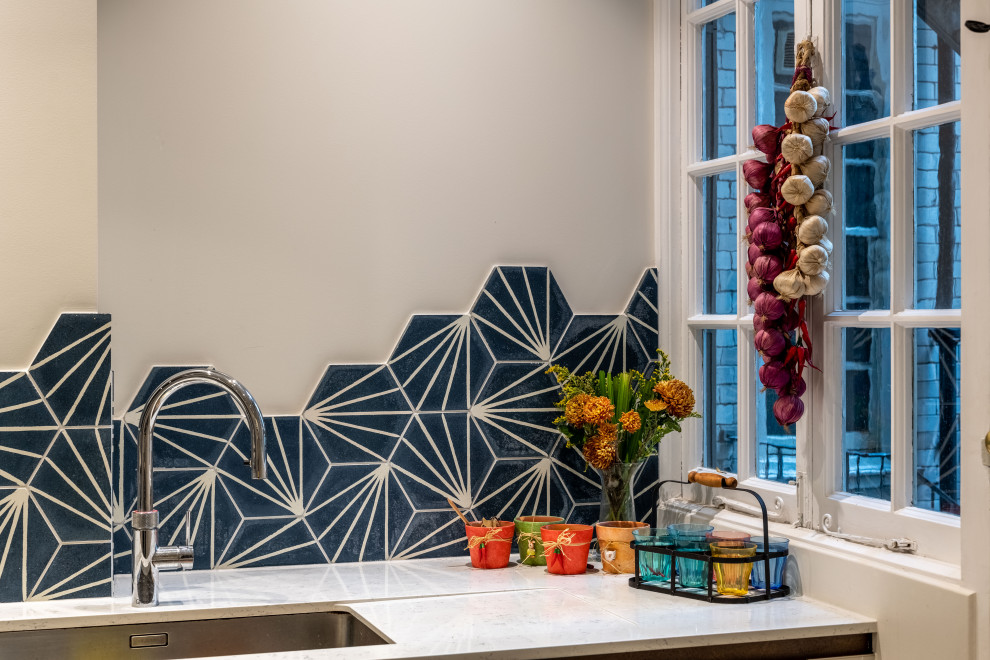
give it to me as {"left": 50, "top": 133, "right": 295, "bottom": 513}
{"left": 796, "top": 214, "right": 828, "bottom": 245}
{"left": 774, "top": 269, "right": 808, "bottom": 301}
{"left": 781, "top": 133, "right": 814, "bottom": 165}
{"left": 800, "top": 155, "right": 830, "bottom": 188}
{"left": 803, "top": 117, "right": 830, "bottom": 142}
{"left": 803, "top": 271, "right": 830, "bottom": 296}
{"left": 785, "top": 90, "right": 818, "bottom": 124}
{"left": 781, "top": 175, "right": 815, "bottom": 205}
{"left": 796, "top": 244, "right": 829, "bottom": 276}
{"left": 809, "top": 87, "right": 832, "bottom": 117}
{"left": 804, "top": 189, "right": 833, "bottom": 217}
{"left": 818, "top": 236, "right": 833, "bottom": 255}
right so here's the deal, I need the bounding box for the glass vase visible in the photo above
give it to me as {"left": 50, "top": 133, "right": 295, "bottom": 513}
{"left": 595, "top": 460, "right": 645, "bottom": 522}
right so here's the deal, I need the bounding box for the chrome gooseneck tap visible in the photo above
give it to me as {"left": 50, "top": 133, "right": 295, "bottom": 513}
{"left": 131, "top": 369, "right": 267, "bottom": 607}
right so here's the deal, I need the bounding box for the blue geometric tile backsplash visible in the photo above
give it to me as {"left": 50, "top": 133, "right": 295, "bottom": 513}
{"left": 0, "top": 314, "right": 112, "bottom": 602}
{"left": 0, "top": 266, "right": 658, "bottom": 601}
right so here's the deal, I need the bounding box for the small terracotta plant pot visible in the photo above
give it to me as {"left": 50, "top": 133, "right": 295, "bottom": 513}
{"left": 540, "top": 524, "right": 595, "bottom": 575}
{"left": 596, "top": 521, "right": 649, "bottom": 574}
{"left": 465, "top": 520, "right": 515, "bottom": 569}
{"left": 514, "top": 516, "right": 564, "bottom": 566}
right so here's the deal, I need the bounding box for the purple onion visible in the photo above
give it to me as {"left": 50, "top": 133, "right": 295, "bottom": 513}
{"left": 745, "top": 192, "right": 771, "bottom": 212}
{"left": 752, "top": 315, "right": 768, "bottom": 333}
{"left": 773, "top": 394, "right": 805, "bottom": 426}
{"left": 789, "top": 374, "right": 807, "bottom": 397}
{"left": 754, "top": 292, "right": 786, "bottom": 321}
{"left": 759, "top": 362, "right": 791, "bottom": 390}
{"left": 755, "top": 328, "right": 787, "bottom": 357}
{"left": 753, "top": 254, "right": 784, "bottom": 283}
{"left": 752, "top": 124, "right": 781, "bottom": 158}
{"left": 747, "top": 277, "right": 764, "bottom": 303}
{"left": 743, "top": 160, "right": 773, "bottom": 190}
{"left": 745, "top": 261, "right": 754, "bottom": 279}
{"left": 748, "top": 207, "right": 777, "bottom": 233}
{"left": 751, "top": 222, "right": 783, "bottom": 251}
{"left": 748, "top": 243, "right": 763, "bottom": 264}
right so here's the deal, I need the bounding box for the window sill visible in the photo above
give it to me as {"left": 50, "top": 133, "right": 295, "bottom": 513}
{"left": 660, "top": 497, "right": 963, "bottom": 584}
{"left": 713, "top": 508, "right": 963, "bottom": 584}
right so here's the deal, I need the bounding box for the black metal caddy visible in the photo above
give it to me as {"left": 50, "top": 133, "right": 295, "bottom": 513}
{"left": 628, "top": 471, "right": 790, "bottom": 603}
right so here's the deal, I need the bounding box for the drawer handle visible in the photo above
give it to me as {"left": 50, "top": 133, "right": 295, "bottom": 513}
{"left": 130, "top": 633, "right": 168, "bottom": 648}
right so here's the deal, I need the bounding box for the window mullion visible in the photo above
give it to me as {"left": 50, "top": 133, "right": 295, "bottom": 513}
{"left": 736, "top": 0, "right": 755, "bottom": 163}
{"left": 821, "top": 322, "right": 843, "bottom": 498}
{"left": 890, "top": 323, "right": 912, "bottom": 512}
{"left": 890, "top": 0, "right": 913, "bottom": 511}
{"left": 679, "top": 9, "right": 705, "bottom": 480}
{"left": 890, "top": 0, "right": 912, "bottom": 117}
{"left": 734, "top": 0, "right": 754, "bottom": 481}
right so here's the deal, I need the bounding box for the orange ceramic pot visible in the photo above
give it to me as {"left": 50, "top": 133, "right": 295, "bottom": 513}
{"left": 540, "top": 524, "right": 594, "bottom": 575}
{"left": 465, "top": 521, "right": 515, "bottom": 569}
{"left": 596, "top": 521, "right": 649, "bottom": 574}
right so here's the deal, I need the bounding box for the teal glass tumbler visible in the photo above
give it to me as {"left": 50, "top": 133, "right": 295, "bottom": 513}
{"left": 751, "top": 536, "right": 789, "bottom": 589}
{"left": 668, "top": 523, "right": 714, "bottom": 589}
{"left": 631, "top": 528, "right": 673, "bottom": 582}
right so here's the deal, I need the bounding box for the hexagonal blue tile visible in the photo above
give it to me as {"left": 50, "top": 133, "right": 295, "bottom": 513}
{"left": 390, "top": 413, "right": 493, "bottom": 510}
{"left": 471, "top": 267, "right": 572, "bottom": 361}
{"left": 552, "top": 314, "right": 650, "bottom": 375}
{"left": 389, "top": 315, "right": 494, "bottom": 412}
{"left": 470, "top": 363, "right": 559, "bottom": 458}
{"left": 28, "top": 314, "right": 111, "bottom": 427}
{"left": 303, "top": 365, "right": 412, "bottom": 464}
{"left": 627, "top": 269, "right": 659, "bottom": 362}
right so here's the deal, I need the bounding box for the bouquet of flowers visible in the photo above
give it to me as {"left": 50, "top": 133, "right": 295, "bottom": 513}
{"left": 547, "top": 351, "right": 700, "bottom": 521}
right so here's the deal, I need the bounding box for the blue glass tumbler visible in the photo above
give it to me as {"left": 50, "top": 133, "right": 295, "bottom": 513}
{"left": 751, "top": 536, "right": 789, "bottom": 589}
{"left": 668, "top": 523, "right": 714, "bottom": 588}
{"left": 631, "top": 528, "right": 673, "bottom": 582}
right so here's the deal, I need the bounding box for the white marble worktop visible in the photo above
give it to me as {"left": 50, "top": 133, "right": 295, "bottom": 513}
{"left": 0, "top": 557, "right": 876, "bottom": 659}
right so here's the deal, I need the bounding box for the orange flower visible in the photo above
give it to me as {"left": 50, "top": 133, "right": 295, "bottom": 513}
{"left": 597, "top": 422, "right": 618, "bottom": 442}
{"left": 653, "top": 379, "right": 696, "bottom": 418}
{"left": 620, "top": 410, "right": 641, "bottom": 433}
{"left": 583, "top": 396, "right": 615, "bottom": 426}
{"left": 583, "top": 433, "right": 617, "bottom": 470}
{"left": 564, "top": 393, "right": 590, "bottom": 425}
{"left": 644, "top": 398, "right": 667, "bottom": 412}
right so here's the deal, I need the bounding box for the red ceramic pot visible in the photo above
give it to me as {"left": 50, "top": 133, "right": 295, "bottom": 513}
{"left": 465, "top": 521, "right": 515, "bottom": 569}
{"left": 540, "top": 524, "right": 594, "bottom": 575}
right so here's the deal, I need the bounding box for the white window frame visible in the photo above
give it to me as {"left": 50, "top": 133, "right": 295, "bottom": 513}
{"left": 662, "top": 0, "right": 804, "bottom": 525}
{"left": 661, "top": 0, "right": 972, "bottom": 565}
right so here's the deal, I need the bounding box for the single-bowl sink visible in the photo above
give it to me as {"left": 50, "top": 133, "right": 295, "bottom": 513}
{"left": 0, "top": 609, "right": 390, "bottom": 659}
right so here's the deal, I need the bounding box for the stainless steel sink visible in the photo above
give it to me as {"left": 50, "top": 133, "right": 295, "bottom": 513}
{"left": 0, "top": 609, "right": 390, "bottom": 659}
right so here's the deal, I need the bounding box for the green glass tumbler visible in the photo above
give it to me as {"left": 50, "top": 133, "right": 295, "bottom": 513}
{"left": 631, "top": 528, "right": 673, "bottom": 582}
{"left": 668, "top": 523, "right": 714, "bottom": 589}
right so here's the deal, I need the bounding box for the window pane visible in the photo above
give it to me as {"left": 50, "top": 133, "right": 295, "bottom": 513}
{"left": 754, "top": 0, "right": 795, "bottom": 128}
{"left": 701, "top": 13, "right": 736, "bottom": 160}
{"left": 913, "top": 328, "right": 961, "bottom": 515}
{"left": 841, "top": 138, "right": 890, "bottom": 310}
{"left": 841, "top": 327, "right": 891, "bottom": 500}
{"left": 703, "top": 329, "right": 737, "bottom": 473}
{"left": 755, "top": 353, "right": 796, "bottom": 483}
{"left": 913, "top": 0, "right": 961, "bottom": 110}
{"left": 842, "top": 0, "right": 891, "bottom": 125}
{"left": 702, "top": 172, "right": 737, "bottom": 314}
{"left": 914, "top": 121, "right": 961, "bottom": 310}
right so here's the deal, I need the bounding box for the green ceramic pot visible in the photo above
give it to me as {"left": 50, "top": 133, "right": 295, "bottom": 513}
{"left": 514, "top": 516, "right": 564, "bottom": 566}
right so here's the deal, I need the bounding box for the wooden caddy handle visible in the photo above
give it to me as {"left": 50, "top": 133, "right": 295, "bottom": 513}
{"left": 688, "top": 470, "right": 738, "bottom": 489}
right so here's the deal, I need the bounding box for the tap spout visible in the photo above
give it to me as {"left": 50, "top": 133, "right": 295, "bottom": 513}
{"left": 136, "top": 368, "right": 266, "bottom": 513}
